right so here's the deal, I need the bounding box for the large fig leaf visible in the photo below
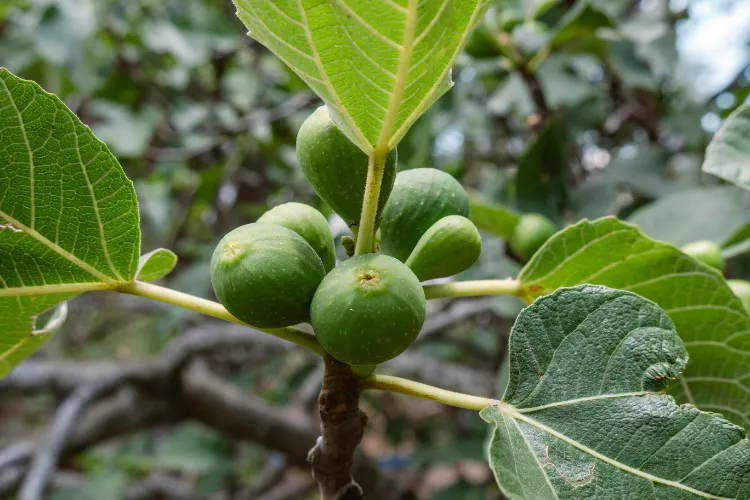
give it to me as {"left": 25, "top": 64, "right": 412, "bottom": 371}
{"left": 233, "top": 0, "right": 491, "bottom": 153}
{"left": 0, "top": 69, "right": 140, "bottom": 376}
{"left": 518, "top": 217, "right": 750, "bottom": 429}
{"left": 703, "top": 104, "right": 750, "bottom": 191}
{"left": 483, "top": 285, "right": 750, "bottom": 499}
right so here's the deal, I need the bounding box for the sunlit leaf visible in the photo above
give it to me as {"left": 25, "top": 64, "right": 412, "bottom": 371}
{"left": 0, "top": 69, "right": 141, "bottom": 376}
{"left": 233, "top": 0, "right": 491, "bottom": 153}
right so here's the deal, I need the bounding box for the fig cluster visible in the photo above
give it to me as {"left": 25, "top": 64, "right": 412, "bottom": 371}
{"left": 210, "top": 106, "right": 483, "bottom": 366}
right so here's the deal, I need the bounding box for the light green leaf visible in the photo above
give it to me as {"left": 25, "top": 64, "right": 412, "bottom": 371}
{"left": 0, "top": 69, "right": 140, "bottom": 376}
{"left": 137, "top": 249, "right": 178, "bottom": 282}
{"left": 483, "top": 285, "right": 750, "bottom": 499}
{"left": 627, "top": 186, "right": 750, "bottom": 247}
{"left": 468, "top": 196, "right": 520, "bottom": 239}
{"left": 233, "top": 0, "right": 491, "bottom": 153}
{"left": 703, "top": 104, "right": 750, "bottom": 191}
{"left": 518, "top": 218, "right": 750, "bottom": 429}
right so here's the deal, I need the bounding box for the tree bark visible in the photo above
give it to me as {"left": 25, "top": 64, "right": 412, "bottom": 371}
{"left": 308, "top": 356, "right": 368, "bottom": 500}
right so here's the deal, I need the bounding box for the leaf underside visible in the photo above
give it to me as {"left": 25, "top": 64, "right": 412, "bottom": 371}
{"left": 484, "top": 285, "right": 750, "bottom": 499}
{"left": 0, "top": 69, "right": 141, "bottom": 376}
{"left": 703, "top": 104, "right": 750, "bottom": 191}
{"left": 233, "top": 0, "right": 491, "bottom": 153}
{"left": 519, "top": 218, "right": 750, "bottom": 430}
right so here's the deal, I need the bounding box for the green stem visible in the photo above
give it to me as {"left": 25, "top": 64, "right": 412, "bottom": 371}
{"left": 423, "top": 279, "right": 523, "bottom": 300}
{"left": 118, "top": 281, "right": 326, "bottom": 356}
{"left": 355, "top": 150, "right": 387, "bottom": 255}
{"left": 723, "top": 239, "right": 750, "bottom": 260}
{"left": 361, "top": 374, "right": 500, "bottom": 412}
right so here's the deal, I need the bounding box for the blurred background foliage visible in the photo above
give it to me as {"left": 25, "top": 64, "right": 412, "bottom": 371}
{"left": 1, "top": 0, "right": 749, "bottom": 498}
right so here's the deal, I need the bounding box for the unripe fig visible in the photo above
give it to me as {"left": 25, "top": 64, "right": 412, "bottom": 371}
{"left": 311, "top": 254, "right": 426, "bottom": 365}
{"left": 728, "top": 280, "right": 750, "bottom": 313}
{"left": 258, "top": 202, "right": 336, "bottom": 272}
{"left": 381, "top": 168, "right": 470, "bottom": 262}
{"left": 406, "top": 216, "right": 482, "bottom": 282}
{"left": 681, "top": 240, "right": 725, "bottom": 272}
{"left": 210, "top": 223, "right": 325, "bottom": 328}
{"left": 296, "top": 106, "right": 397, "bottom": 226}
{"left": 509, "top": 214, "right": 557, "bottom": 260}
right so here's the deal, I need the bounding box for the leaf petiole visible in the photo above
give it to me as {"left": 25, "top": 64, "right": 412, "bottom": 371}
{"left": 423, "top": 279, "right": 524, "bottom": 300}
{"left": 361, "top": 374, "right": 502, "bottom": 412}
{"left": 118, "top": 281, "right": 326, "bottom": 356}
{"left": 355, "top": 151, "right": 388, "bottom": 255}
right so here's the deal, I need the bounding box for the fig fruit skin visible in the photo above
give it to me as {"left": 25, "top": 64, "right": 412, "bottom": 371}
{"left": 509, "top": 214, "right": 557, "bottom": 260}
{"left": 681, "top": 240, "right": 725, "bottom": 272}
{"left": 296, "top": 105, "right": 397, "bottom": 226}
{"left": 210, "top": 223, "right": 325, "bottom": 328}
{"left": 380, "top": 168, "right": 470, "bottom": 263}
{"left": 406, "top": 215, "right": 482, "bottom": 282}
{"left": 258, "top": 202, "right": 336, "bottom": 272}
{"left": 311, "top": 254, "right": 426, "bottom": 366}
{"left": 728, "top": 280, "right": 750, "bottom": 313}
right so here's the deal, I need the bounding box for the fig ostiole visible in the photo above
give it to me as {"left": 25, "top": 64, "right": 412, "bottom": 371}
{"left": 258, "top": 202, "right": 336, "bottom": 272}
{"left": 509, "top": 213, "right": 557, "bottom": 261}
{"left": 296, "top": 105, "right": 397, "bottom": 227}
{"left": 681, "top": 240, "right": 726, "bottom": 273}
{"left": 728, "top": 280, "right": 750, "bottom": 313}
{"left": 210, "top": 223, "right": 325, "bottom": 328}
{"left": 380, "top": 168, "right": 470, "bottom": 262}
{"left": 311, "top": 254, "right": 426, "bottom": 366}
{"left": 406, "top": 215, "right": 482, "bottom": 282}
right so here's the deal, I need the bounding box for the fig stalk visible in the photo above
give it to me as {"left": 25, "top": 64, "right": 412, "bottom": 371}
{"left": 355, "top": 151, "right": 388, "bottom": 255}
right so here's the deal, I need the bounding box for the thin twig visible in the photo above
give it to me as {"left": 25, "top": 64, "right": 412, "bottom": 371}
{"left": 19, "top": 380, "right": 114, "bottom": 500}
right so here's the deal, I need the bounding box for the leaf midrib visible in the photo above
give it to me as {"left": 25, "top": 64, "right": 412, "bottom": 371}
{"left": 0, "top": 211, "right": 119, "bottom": 285}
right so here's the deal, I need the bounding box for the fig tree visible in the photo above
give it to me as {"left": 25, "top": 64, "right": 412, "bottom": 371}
{"left": 258, "top": 202, "right": 336, "bottom": 272}
{"left": 510, "top": 214, "right": 557, "bottom": 260}
{"left": 311, "top": 254, "right": 426, "bottom": 366}
{"left": 681, "top": 240, "right": 725, "bottom": 272}
{"left": 210, "top": 223, "right": 325, "bottom": 328}
{"left": 406, "top": 215, "right": 482, "bottom": 282}
{"left": 380, "top": 168, "right": 470, "bottom": 262}
{"left": 296, "top": 105, "right": 397, "bottom": 226}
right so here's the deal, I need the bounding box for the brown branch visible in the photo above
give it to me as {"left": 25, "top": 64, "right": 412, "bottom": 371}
{"left": 308, "top": 357, "right": 368, "bottom": 500}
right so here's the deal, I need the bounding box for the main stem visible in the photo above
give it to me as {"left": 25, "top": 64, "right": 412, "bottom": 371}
{"left": 308, "top": 356, "right": 367, "bottom": 499}
{"left": 355, "top": 150, "right": 388, "bottom": 255}
{"left": 118, "top": 281, "right": 325, "bottom": 356}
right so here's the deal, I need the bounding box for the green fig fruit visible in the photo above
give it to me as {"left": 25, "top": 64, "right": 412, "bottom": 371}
{"left": 728, "top": 280, "right": 750, "bottom": 313}
{"left": 311, "top": 254, "right": 426, "bottom": 365}
{"left": 296, "top": 105, "right": 397, "bottom": 226}
{"left": 406, "top": 215, "right": 482, "bottom": 282}
{"left": 380, "top": 168, "right": 470, "bottom": 262}
{"left": 210, "top": 223, "right": 325, "bottom": 328}
{"left": 681, "top": 240, "right": 725, "bottom": 272}
{"left": 509, "top": 214, "right": 557, "bottom": 260}
{"left": 258, "top": 202, "right": 336, "bottom": 272}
